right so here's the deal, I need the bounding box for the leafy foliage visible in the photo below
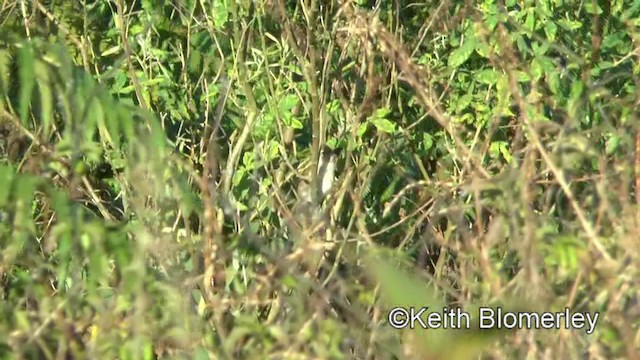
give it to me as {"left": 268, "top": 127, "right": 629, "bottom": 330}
{"left": 1, "top": 0, "right": 640, "bottom": 359}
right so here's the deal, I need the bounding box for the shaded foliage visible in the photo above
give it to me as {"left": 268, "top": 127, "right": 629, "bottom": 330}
{"left": 1, "top": 0, "right": 640, "bottom": 359}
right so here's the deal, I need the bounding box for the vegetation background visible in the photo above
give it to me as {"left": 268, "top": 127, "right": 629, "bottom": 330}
{"left": 1, "top": 0, "right": 639, "bottom": 359}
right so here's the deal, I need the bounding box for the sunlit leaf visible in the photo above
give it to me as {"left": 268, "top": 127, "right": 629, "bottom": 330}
{"left": 371, "top": 117, "right": 396, "bottom": 133}
{"left": 212, "top": 0, "right": 229, "bottom": 28}
{"left": 476, "top": 69, "right": 500, "bottom": 84}
{"left": 448, "top": 36, "right": 477, "bottom": 68}
{"left": 544, "top": 21, "right": 557, "bottom": 42}
{"left": 368, "top": 107, "right": 396, "bottom": 133}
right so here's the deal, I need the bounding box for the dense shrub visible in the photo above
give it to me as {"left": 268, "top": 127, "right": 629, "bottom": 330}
{"left": 1, "top": 1, "right": 639, "bottom": 359}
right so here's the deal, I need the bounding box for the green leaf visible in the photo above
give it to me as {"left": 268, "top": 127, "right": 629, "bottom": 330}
{"left": 475, "top": 41, "right": 492, "bottom": 58}
{"left": 279, "top": 94, "right": 299, "bottom": 113}
{"left": 530, "top": 60, "right": 541, "bottom": 82}
{"left": 371, "top": 118, "right": 396, "bottom": 134}
{"left": 489, "top": 141, "right": 512, "bottom": 163}
{"left": 532, "top": 42, "right": 550, "bottom": 57}
{"left": 524, "top": 9, "right": 536, "bottom": 33}
{"left": 194, "top": 348, "right": 211, "bottom": 360}
{"left": 264, "top": 140, "right": 281, "bottom": 162}
{"left": 516, "top": 35, "right": 530, "bottom": 54}
{"left": 368, "top": 107, "right": 396, "bottom": 133}
{"left": 476, "top": 69, "right": 500, "bottom": 84}
{"left": 499, "top": 144, "right": 513, "bottom": 163}
{"left": 423, "top": 133, "right": 434, "bottom": 151}
{"left": 102, "top": 95, "right": 121, "bottom": 148}
{"left": 557, "top": 19, "right": 582, "bottom": 30}
{"left": 100, "top": 45, "right": 121, "bottom": 57}
{"left": 18, "top": 45, "right": 36, "bottom": 125}
{"left": 544, "top": 21, "right": 558, "bottom": 42}
{"left": 242, "top": 151, "right": 255, "bottom": 169}
{"left": 448, "top": 36, "right": 477, "bottom": 68}
{"left": 370, "top": 107, "right": 391, "bottom": 119}
{"left": 188, "top": 49, "right": 202, "bottom": 75}
{"left": 605, "top": 135, "right": 621, "bottom": 155}
{"left": 547, "top": 72, "right": 561, "bottom": 96}
{"left": 365, "top": 249, "right": 443, "bottom": 309}
{"left": 455, "top": 94, "right": 473, "bottom": 113}
{"left": 212, "top": 0, "right": 229, "bottom": 28}
{"left": 326, "top": 137, "right": 339, "bottom": 149}
{"left": 0, "top": 165, "right": 16, "bottom": 207}
{"left": 0, "top": 50, "right": 11, "bottom": 109}
{"left": 568, "top": 80, "right": 585, "bottom": 118}
{"left": 584, "top": 2, "right": 603, "bottom": 14}
{"left": 357, "top": 122, "right": 368, "bottom": 137}
{"left": 364, "top": 249, "right": 508, "bottom": 359}
{"left": 381, "top": 178, "right": 400, "bottom": 202}
{"left": 602, "top": 33, "right": 624, "bottom": 50}
{"left": 34, "top": 61, "right": 54, "bottom": 138}
{"left": 118, "top": 105, "right": 136, "bottom": 143}
{"left": 515, "top": 71, "right": 531, "bottom": 82}
{"left": 254, "top": 113, "right": 275, "bottom": 140}
{"left": 288, "top": 117, "right": 303, "bottom": 129}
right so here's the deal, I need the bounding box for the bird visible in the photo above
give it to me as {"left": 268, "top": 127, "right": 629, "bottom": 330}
{"left": 291, "top": 145, "right": 340, "bottom": 236}
{"left": 316, "top": 146, "right": 338, "bottom": 202}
